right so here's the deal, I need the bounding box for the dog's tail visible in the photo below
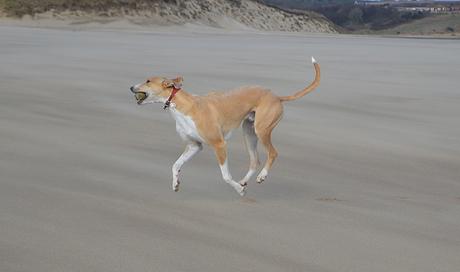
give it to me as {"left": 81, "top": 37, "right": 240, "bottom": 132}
{"left": 279, "top": 57, "right": 320, "bottom": 102}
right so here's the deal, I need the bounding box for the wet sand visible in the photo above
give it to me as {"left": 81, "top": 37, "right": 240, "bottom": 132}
{"left": 1, "top": 25, "right": 459, "bottom": 271}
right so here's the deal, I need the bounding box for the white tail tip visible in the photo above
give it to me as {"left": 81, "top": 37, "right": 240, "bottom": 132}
{"left": 311, "top": 56, "right": 317, "bottom": 64}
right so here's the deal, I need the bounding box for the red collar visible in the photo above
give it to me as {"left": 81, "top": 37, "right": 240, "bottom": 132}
{"left": 163, "top": 86, "right": 181, "bottom": 110}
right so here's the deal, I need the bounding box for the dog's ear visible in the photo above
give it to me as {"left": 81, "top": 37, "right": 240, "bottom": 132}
{"left": 161, "top": 79, "right": 173, "bottom": 88}
{"left": 162, "top": 76, "right": 183, "bottom": 89}
{"left": 173, "top": 76, "right": 183, "bottom": 88}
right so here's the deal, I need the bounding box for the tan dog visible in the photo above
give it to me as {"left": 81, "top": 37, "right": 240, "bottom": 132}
{"left": 130, "top": 57, "right": 320, "bottom": 196}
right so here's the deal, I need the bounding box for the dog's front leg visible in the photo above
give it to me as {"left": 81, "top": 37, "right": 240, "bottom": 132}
{"left": 212, "top": 141, "right": 246, "bottom": 196}
{"left": 172, "top": 142, "right": 202, "bottom": 192}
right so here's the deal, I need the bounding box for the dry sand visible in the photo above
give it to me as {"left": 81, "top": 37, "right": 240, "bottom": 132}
{"left": 1, "top": 25, "right": 459, "bottom": 272}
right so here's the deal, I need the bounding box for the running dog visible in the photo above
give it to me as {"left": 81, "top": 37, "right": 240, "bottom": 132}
{"left": 130, "top": 57, "right": 320, "bottom": 196}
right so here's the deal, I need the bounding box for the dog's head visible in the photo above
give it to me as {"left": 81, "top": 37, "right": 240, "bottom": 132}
{"left": 130, "top": 76, "right": 183, "bottom": 105}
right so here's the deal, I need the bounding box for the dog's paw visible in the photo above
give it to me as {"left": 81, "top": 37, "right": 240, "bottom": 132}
{"left": 172, "top": 180, "right": 180, "bottom": 192}
{"left": 256, "top": 169, "right": 267, "bottom": 184}
{"left": 236, "top": 184, "right": 246, "bottom": 196}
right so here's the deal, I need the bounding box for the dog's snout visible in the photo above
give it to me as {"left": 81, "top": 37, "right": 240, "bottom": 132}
{"left": 130, "top": 86, "right": 135, "bottom": 93}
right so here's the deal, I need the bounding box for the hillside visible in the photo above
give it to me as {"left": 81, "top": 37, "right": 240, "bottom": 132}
{"left": 378, "top": 14, "right": 460, "bottom": 36}
{"left": 0, "top": 0, "right": 338, "bottom": 33}
{"left": 264, "top": 0, "right": 355, "bottom": 9}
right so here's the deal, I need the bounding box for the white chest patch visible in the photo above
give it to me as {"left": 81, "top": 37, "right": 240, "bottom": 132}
{"left": 169, "top": 108, "right": 204, "bottom": 143}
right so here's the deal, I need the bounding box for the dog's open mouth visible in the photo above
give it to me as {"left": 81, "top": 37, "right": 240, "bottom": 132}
{"left": 134, "top": 92, "right": 147, "bottom": 105}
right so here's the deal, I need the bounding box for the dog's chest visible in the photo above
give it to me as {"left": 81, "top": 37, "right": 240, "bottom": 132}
{"left": 170, "top": 108, "right": 204, "bottom": 143}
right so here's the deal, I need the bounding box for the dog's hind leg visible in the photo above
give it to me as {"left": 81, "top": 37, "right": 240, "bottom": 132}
{"left": 172, "top": 142, "right": 202, "bottom": 192}
{"left": 239, "top": 117, "right": 259, "bottom": 186}
{"left": 211, "top": 140, "right": 246, "bottom": 196}
{"left": 254, "top": 101, "right": 283, "bottom": 184}
{"left": 256, "top": 131, "right": 278, "bottom": 184}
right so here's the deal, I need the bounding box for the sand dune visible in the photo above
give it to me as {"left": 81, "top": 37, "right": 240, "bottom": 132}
{"left": 0, "top": 0, "right": 337, "bottom": 33}
{"left": 0, "top": 25, "right": 459, "bottom": 271}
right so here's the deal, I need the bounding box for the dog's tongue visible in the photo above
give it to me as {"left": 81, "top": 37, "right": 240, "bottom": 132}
{"left": 135, "top": 92, "right": 146, "bottom": 101}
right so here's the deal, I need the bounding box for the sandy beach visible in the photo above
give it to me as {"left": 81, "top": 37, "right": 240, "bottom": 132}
{"left": 1, "top": 25, "right": 459, "bottom": 271}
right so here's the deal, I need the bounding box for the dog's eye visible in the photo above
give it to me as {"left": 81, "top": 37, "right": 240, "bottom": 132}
{"left": 146, "top": 80, "right": 150, "bottom": 83}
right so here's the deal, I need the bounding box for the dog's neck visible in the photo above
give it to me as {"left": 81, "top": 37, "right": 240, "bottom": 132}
{"left": 166, "top": 89, "right": 195, "bottom": 114}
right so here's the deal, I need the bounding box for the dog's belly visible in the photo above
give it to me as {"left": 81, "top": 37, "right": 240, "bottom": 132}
{"left": 224, "top": 130, "right": 233, "bottom": 140}
{"left": 170, "top": 108, "right": 204, "bottom": 143}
